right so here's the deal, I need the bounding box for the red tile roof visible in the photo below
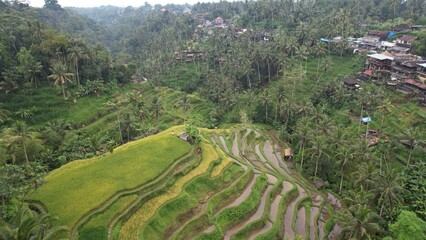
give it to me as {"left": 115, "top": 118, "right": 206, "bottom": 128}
{"left": 397, "top": 35, "right": 418, "bottom": 42}
{"left": 405, "top": 79, "right": 426, "bottom": 90}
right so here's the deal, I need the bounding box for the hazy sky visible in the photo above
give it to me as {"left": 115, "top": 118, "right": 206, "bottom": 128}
{"left": 29, "top": 0, "right": 206, "bottom": 8}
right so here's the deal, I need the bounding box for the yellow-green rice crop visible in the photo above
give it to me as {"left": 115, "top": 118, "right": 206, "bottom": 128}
{"left": 211, "top": 157, "right": 232, "bottom": 178}
{"left": 119, "top": 142, "right": 218, "bottom": 240}
{"left": 29, "top": 126, "right": 191, "bottom": 229}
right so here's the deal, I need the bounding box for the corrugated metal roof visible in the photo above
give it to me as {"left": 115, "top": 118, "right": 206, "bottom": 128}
{"left": 368, "top": 53, "right": 394, "bottom": 61}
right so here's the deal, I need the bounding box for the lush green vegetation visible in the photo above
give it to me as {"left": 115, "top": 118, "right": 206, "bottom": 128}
{"left": 1, "top": 0, "right": 426, "bottom": 239}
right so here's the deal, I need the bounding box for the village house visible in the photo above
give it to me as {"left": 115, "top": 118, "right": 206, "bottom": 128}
{"left": 391, "top": 24, "right": 411, "bottom": 33}
{"left": 418, "top": 63, "right": 426, "bottom": 82}
{"left": 404, "top": 79, "right": 426, "bottom": 95}
{"left": 367, "top": 30, "right": 390, "bottom": 41}
{"left": 341, "top": 77, "right": 359, "bottom": 90}
{"left": 391, "top": 60, "right": 419, "bottom": 80}
{"left": 183, "top": 7, "right": 191, "bottom": 15}
{"left": 366, "top": 53, "right": 394, "bottom": 78}
{"left": 395, "top": 35, "right": 418, "bottom": 47}
{"left": 214, "top": 16, "right": 224, "bottom": 26}
{"left": 389, "top": 45, "right": 410, "bottom": 54}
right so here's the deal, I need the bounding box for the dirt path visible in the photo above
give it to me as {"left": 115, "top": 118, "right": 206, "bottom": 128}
{"left": 215, "top": 174, "right": 260, "bottom": 216}
{"left": 327, "top": 192, "right": 342, "bottom": 209}
{"left": 241, "top": 129, "right": 252, "bottom": 154}
{"left": 295, "top": 207, "right": 307, "bottom": 238}
{"left": 309, "top": 206, "right": 319, "bottom": 240}
{"left": 255, "top": 144, "right": 266, "bottom": 163}
{"left": 283, "top": 185, "right": 306, "bottom": 240}
{"left": 223, "top": 185, "right": 273, "bottom": 240}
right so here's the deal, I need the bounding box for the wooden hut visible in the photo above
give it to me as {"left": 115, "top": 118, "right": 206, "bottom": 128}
{"left": 284, "top": 148, "right": 293, "bottom": 161}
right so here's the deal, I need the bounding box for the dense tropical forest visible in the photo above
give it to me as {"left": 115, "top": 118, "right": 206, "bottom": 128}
{"left": 1, "top": 0, "right": 426, "bottom": 239}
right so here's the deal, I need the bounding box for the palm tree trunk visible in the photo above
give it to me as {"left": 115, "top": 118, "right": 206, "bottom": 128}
{"left": 407, "top": 149, "right": 412, "bottom": 168}
{"left": 267, "top": 60, "right": 271, "bottom": 83}
{"left": 316, "top": 59, "right": 320, "bottom": 82}
{"left": 257, "top": 62, "right": 261, "bottom": 85}
{"left": 301, "top": 143, "right": 305, "bottom": 169}
{"left": 339, "top": 166, "right": 344, "bottom": 194}
{"left": 76, "top": 58, "right": 80, "bottom": 86}
{"left": 61, "top": 83, "right": 66, "bottom": 100}
{"left": 23, "top": 142, "right": 29, "bottom": 164}
{"left": 117, "top": 116, "right": 124, "bottom": 144}
{"left": 265, "top": 105, "right": 268, "bottom": 122}
{"left": 314, "top": 155, "right": 319, "bottom": 178}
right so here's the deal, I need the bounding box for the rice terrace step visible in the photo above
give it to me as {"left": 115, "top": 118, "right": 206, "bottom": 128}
{"left": 28, "top": 125, "right": 340, "bottom": 240}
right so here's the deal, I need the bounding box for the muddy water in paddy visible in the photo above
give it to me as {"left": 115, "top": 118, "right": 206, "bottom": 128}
{"left": 219, "top": 136, "right": 230, "bottom": 153}
{"left": 216, "top": 174, "right": 260, "bottom": 216}
{"left": 295, "top": 207, "right": 307, "bottom": 238}
{"left": 248, "top": 221, "right": 272, "bottom": 240}
{"left": 232, "top": 133, "right": 240, "bottom": 157}
{"left": 266, "top": 174, "right": 278, "bottom": 184}
{"left": 263, "top": 140, "right": 287, "bottom": 174}
{"left": 224, "top": 185, "right": 273, "bottom": 240}
{"left": 254, "top": 130, "right": 261, "bottom": 138}
{"left": 327, "top": 192, "right": 342, "bottom": 209}
{"left": 283, "top": 185, "right": 306, "bottom": 239}
{"left": 309, "top": 206, "right": 319, "bottom": 240}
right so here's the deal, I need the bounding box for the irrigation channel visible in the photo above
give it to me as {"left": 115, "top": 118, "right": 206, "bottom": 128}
{"left": 73, "top": 126, "right": 341, "bottom": 240}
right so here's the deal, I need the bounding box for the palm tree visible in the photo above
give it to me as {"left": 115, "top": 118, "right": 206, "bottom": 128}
{"left": 352, "top": 162, "right": 379, "bottom": 190}
{"left": 67, "top": 43, "right": 83, "bottom": 86}
{"left": 10, "top": 121, "right": 32, "bottom": 164}
{"left": 275, "top": 86, "right": 286, "bottom": 122}
{"left": 0, "top": 206, "right": 68, "bottom": 240}
{"left": 292, "top": 122, "right": 310, "bottom": 169}
{"left": 336, "top": 206, "right": 381, "bottom": 239}
{"left": 243, "top": 89, "right": 256, "bottom": 120}
{"left": 315, "top": 42, "right": 327, "bottom": 80}
{"left": 260, "top": 89, "right": 271, "bottom": 122}
{"left": 179, "top": 94, "right": 191, "bottom": 112}
{"left": 343, "top": 186, "right": 375, "bottom": 211}
{"left": 336, "top": 146, "right": 354, "bottom": 194}
{"left": 306, "top": 135, "right": 329, "bottom": 178}
{"left": 151, "top": 96, "right": 163, "bottom": 123}
{"left": 88, "top": 135, "right": 107, "bottom": 155}
{"left": 374, "top": 168, "right": 404, "bottom": 217}
{"left": 0, "top": 107, "right": 10, "bottom": 124}
{"left": 399, "top": 127, "right": 421, "bottom": 168}
{"left": 376, "top": 99, "right": 395, "bottom": 125}
{"left": 48, "top": 62, "right": 74, "bottom": 100}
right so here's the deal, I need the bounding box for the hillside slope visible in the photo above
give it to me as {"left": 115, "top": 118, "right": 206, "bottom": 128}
{"left": 29, "top": 125, "right": 341, "bottom": 240}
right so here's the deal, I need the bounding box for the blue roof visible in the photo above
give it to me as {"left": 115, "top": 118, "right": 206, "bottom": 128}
{"left": 320, "top": 38, "right": 332, "bottom": 43}
{"left": 387, "top": 31, "right": 396, "bottom": 39}
{"left": 362, "top": 117, "right": 372, "bottom": 123}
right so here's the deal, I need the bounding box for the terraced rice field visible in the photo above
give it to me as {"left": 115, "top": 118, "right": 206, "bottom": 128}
{"left": 29, "top": 125, "right": 341, "bottom": 239}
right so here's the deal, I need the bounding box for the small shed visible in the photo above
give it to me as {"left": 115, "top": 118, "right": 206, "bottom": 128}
{"left": 361, "top": 117, "right": 372, "bottom": 124}
{"left": 178, "top": 132, "right": 190, "bottom": 142}
{"left": 284, "top": 148, "right": 293, "bottom": 161}
{"left": 342, "top": 77, "right": 359, "bottom": 90}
